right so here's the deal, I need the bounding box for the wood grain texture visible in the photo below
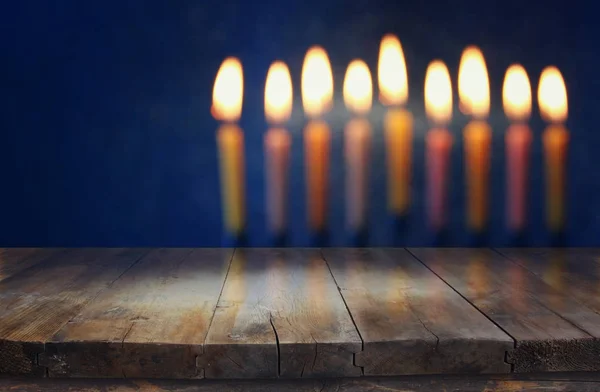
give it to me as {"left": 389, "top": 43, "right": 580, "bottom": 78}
{"left": 3, "top": 374, "right": 600, "bottom": 392}
{"left": 496, "top": 248, "right": 600, "bottom": 313}
{"left": 42, "top": 248, "right": 233, "bottom": 379}
{"left": 202, "top": 248, "right": 362, "bottom": 379}
{"left": 322, "top": 248, "right": 513, "bottom": 376}
{"left": 409, "top": 248, "right": 600, "bottom": 373}
{"left": 0, "top": 248, "right": 146, "bottom": 376}
{"left": 0, "top": 248, "right": 65, "bottom": 282}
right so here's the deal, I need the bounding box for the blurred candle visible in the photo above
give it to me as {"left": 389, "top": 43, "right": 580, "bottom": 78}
{"left": 264, "top": 61, "right": 293, "bottom": 237}
{"left": 538, "top": 66, "right": 569, "bottom": 233}
{"left": 343, "top": 60, "right": 373, "bottom": 233}
{"left": 378, "top": 34, "right": 413, "bottom": 216}
{"left": 458, "top": 46, "right": 492, "bottom": 232}
{"left": 212, "top": 57, "right": 245, "bottom": 236}
{"left": 301, "top": 46, "right": 334, "bottom": 233}
{"left": 424, "top": 60, "right": 454, "bottom": 231}
{"left": 503, "top": 64, "right": 533, "bottom": 232}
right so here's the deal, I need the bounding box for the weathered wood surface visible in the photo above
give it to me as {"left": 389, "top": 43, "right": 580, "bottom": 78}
{"left": 41, "top": 248, "right": 233, "bottom": 379}
{"left": 2, "top": 373, "right": 600, "bottom": 392}
{"left": 409, "top": 248, "right": 600, "bottom": 373}
{"left": 0, "top": 248, "right": 65, "bottom": 282}
{"left": 322, "top": 248, "right": 513, "bottom": 376}
{"left": 202, "top": 248, "right": 362, "bottom": 379}
{"left": 496, "top": 248, "right": 600, "bottom": 313}
{"left": 0, "top": 248, "right": 147, "bottom": 376}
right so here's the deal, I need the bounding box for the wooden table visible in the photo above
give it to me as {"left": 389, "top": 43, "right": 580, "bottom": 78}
{"left": 1, "top": 248, "right": 600, "bottom": 381}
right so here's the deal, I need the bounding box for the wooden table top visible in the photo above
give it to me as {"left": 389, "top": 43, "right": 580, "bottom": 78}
{"left": 1, "top": 248, "right": 599, "bottom": 380}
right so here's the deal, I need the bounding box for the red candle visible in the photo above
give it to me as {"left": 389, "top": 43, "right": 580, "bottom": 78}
{"left": 503, "top": 64, "right": 533, "bottom": 232}
{"left": 264, "top": 61, "right": 293, "bottom": 236}
{"left": 343, "top": 60, "right": 373, "bottom": 232}
{"left": 424, "top": 60, "right": 454, "bottom": 231}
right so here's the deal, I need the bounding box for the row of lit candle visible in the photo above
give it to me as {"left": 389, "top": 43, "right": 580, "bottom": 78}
{"left": 212, "top": 34, "right": 569, "bottom": 240}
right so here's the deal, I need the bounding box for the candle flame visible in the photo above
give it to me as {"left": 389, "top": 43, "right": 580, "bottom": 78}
{"left": 538, "top": 66, "right": 568, "bottom": 123}
{"left": 343, "top": 60, "right": 373, "bottom": 115}
{"left": 212, "top": 57, "right": 244, "bottom": 122}
{"left": 458, "top": 46, "right": 490, "bottom": 119}
{"left": 264, "top": 61, "right": 293, "bottom": 125}
{"left": 301, "top": 46, "right": 334, "bottom": 118}
{"left": 378, "top": 34, "right": 408, "bottom": 106}
{"left": 502, "top": 64, "right": 532, "bottom": 122}
{"left": 424, "top": 60, "right": 453, "bottom": 126}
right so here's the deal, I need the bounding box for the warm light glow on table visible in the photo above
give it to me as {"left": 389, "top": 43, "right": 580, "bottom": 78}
{"left": 424, "top": 60, "right": 453, "bottom": 231}
{"left": 538, "top": 66, "right": 569, "bottom": 233}
{"left": 302, "top": 46, "right": 333, "bottom": 233}
{"left": 503, "top": 64, "right": 533, "bottom": 232}
{"left": 344, "top": 60, "right": 373, "bottom": 233}
{"left": 212, "top": 57, "right": 245, "bottom": 236}
{"left": 264, "top": 61, "right": 293, "bottom": 237}
{"left": 378, "top": 34, "right": 413, "bottom": 216}
{"left": 458, "top": 46, "right": 492, "bottom": 233}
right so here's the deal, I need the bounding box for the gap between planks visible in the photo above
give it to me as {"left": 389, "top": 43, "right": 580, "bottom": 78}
{"left": 405, "top": 248, "right": 517, "bottom": 370}
{"left": 319, "top": 248, "right": 365, "bottom": 376}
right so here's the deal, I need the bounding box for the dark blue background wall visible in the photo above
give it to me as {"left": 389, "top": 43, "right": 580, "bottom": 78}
{"left": 1, "top": 0, "right": 598, "bottom": 247}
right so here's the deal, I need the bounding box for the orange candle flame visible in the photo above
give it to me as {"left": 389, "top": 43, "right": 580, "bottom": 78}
{"left": 458, "top": 46, "right": 490, "bottom": 119}
{"left": 503, "top": 65, "right": 532, "bottom": 122}
{"left": 378, "top": 34, "right": 408, "bottom": 106}
{"left": 212, "top": 57, "right": 244, "bottom": 122}
{"left": 424, "top": 60, "right": 453, "bottom": 126}
{"left": 343, "top": 60, "right": 373, "bottom": 115}
{"left": 301, "top": 46, "right": 334, "bottom": 118}
{"left": 538, "top": 66, "right": 568, "bottom": 124}
{"left": 265, "top": 61, "right": 293, "bottom": 125}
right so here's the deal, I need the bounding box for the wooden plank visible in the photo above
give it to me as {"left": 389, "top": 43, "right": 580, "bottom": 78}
{"left": 3, "top": 374, "right": 600, "bottom": 392}
{"left": 202, "top": 248, "right": 362, "bottom": 379}
{"left": 0, "top": 248, "right": 65, "bottom": 282}
{"left": 409, "top": 248, "right": 600, "bottom": 373}
{"left": 322, "top": 248, "right": 513, "bottom": 376}
{"left": 0, "top": 248, "right": 146, "bottom": 376}
{"left": 42, "top": 248, "right": 233, "bottom": 379}
{"left": 496, "top": 248, "right": 600, "bottom": 313}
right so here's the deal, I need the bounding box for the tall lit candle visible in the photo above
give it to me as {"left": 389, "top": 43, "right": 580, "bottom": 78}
{"left": 378, "top": 34, "right": 413, "bottom": 216}
{"left": 264, "top": 61, "right": 293, "bottom": 237}
{"left": 538, "top": 66, "right": 569, "bottom": 233}
{"left": 301, "top": 46, "right": 334, "bottom": 234}
{"left": 424, "top": 60, "right": 453, "bottom": 231}
{"left": 503, "top": 64, "right": 533, "bottom": 232}
{"left": 343, "top": 60, "right": 373, "bottom": 233}
{"left": 212, "top": 57, "right": 245, "bottom": 236}
{"left": 458, "top": 46, "right": 492, "bottom": 233}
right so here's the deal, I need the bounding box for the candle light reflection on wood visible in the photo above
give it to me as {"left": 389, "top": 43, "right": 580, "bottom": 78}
{"left": 538, "top": 66, "right": 569, "bottom": 233}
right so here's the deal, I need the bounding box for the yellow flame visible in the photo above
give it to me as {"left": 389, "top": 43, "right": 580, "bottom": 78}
{"left": 458, "top": 46, "right": 490, "bottom": 118}
{"left": 343, "top": 60, "right": 373, "bottom": 115}
{"left": 212, "top": 57, "right": 244, "bottom": 122}
{"left": 538, "top": 66, "right": 568, "bottom": 123}
{"left": 502, "top": 64, "right": 532, "bottom": 122}
{"left": 378, "top": 34, "right": 408, "bottom": 106}
{"left": 424, "top": 60, "right": 453, "bottom": 126}
{"left": 301, "top": 46, "right": 334, "bottom": 118}
{"left": 264, "top": 61, "right": 293, "bottom": 125}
